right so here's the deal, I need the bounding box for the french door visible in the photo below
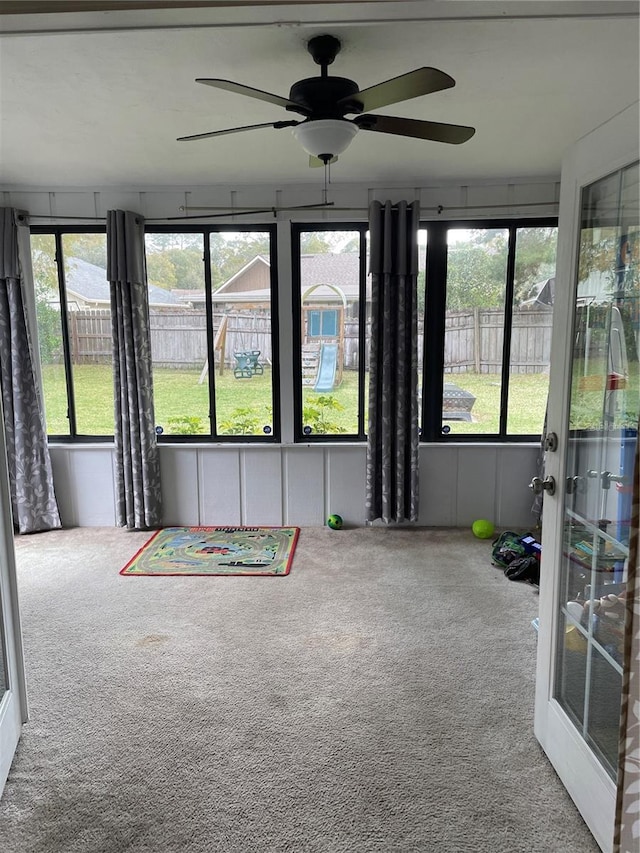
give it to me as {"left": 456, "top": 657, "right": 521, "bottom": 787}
{"left": 534, "top": 103, "right": 639, "bottom": 853}
{"left": 0, "top": 401, "right": 28, "bottom": 797}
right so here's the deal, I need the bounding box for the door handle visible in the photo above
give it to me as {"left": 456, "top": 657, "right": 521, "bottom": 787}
{"left": 529, "top": 475, "right": 556, "bottom": 496}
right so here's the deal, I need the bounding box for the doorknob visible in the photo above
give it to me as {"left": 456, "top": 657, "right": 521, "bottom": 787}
{"left": 529, "top": 475, "right": 556, "bottom": 496}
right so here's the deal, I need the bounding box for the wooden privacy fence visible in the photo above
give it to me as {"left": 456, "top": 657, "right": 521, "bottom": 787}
{"left": 444, "top": 307, "right": 553, "bottom": 374}
{"left": 66, "top": 306, "right": 553, "bottom": 374}
{"left": 67, "top": 309, "right": 112, "bottom": 363}
{"left": 66, "top": 309, "right": 273, "bottom": 369}
{"left": 312, "top": 308, "right": 553, "bottom": 374}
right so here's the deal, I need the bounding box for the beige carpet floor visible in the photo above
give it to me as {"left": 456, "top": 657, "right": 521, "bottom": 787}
{"left": 0, "top": 526, "right": 599, "bottom": 853}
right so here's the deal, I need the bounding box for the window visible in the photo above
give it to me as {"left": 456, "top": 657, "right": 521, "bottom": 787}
{"left": 291, "top": 226, "right": 368, "bottom": 440}
{"left": 31, "top": 228, "right": 114, "bottom": 439}
{"left": 421, "top": 219, "right": 558, "bottom": 441}
{"left": 144, "top": 227, "right": 279, "bottom": 441}
{"left": 31, "top": 225, "right": 279, "bottom": 442}
{"left": 31, "top": 218, "right": 554, "bottom": 444}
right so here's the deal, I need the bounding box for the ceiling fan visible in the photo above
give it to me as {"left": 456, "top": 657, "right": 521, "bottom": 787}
{"left": 177, "top": 34, "right": 475, "bottom": 165}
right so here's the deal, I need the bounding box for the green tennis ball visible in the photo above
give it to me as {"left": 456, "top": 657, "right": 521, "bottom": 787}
{"left": 327, "top": 514, "right": 343, "bottom": 530}
{"left": 472, "top": 519, "right": 495, "bottom": 539}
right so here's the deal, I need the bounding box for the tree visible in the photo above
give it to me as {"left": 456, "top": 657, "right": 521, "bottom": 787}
{"left": 63, "top": 233, "right": 107, "bottom": 268}
{"left": 445, "top": 230, "right": 508, "bottom": 310}
{"left": 30, "top": 234, "right": 63, "bottom": 364}
{"left": 577, "top": 227, "right": 619, "bottom": 294}
{"left": 513, "top": 227, "right": 558, "bottom": 302}
{"left": 166, "top": 247, "right": 205, "bottom": 290}
{"left": 146, "top": 251, "right": 177, "bottom": 290}
{"left": 441, "top": 227, "right": 559, "bottom": 310}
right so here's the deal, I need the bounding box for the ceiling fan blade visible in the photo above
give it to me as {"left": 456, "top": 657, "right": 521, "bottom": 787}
{"left": 177, "top": 120, "right": 299, "bottom": 142}
{"left": 353, "top": 114, "right": 475, "bottom": 145}
{"left": 338, "top": 68, "right": 455, "bottom": 114}
{"left": 196, "top": 79, "right": 309, "bottom": 115}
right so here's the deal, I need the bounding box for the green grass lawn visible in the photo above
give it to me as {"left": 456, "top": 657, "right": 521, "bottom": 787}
{"left": 41, "top": 363, "right": 552, "bottom": 437}
{"left": 440, "top": 372, "right": 550, "bottom": 436}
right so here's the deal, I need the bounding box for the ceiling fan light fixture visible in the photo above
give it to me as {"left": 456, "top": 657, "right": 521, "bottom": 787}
{"left": 292, "top": 119, "right": 358, "bottom": 161}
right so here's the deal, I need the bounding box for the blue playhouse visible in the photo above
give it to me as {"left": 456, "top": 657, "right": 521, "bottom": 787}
{"left": 301, "top": 284, "right": 346, "bottom": 392}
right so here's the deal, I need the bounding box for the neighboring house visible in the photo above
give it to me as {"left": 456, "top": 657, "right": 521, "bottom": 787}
{"left": 64, "top": 257, "right": 182, "bottom": 310}
{"left": 213, "top": 252, "right": 362, "bottom": 317}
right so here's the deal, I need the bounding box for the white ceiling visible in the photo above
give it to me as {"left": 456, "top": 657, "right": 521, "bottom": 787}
{"left": 1, "top": 1, "right": 639, "bottom": 188}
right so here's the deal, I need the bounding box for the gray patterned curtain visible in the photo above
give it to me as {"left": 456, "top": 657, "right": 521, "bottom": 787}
{"left": 614, "top": 423, "right": 639, "bottom": 851}
{"left": 107, "top": 210, "right": 162, "bottom": 530}
{"left": 366, "top": 200, "right": 420, "bottom": 524}
{"left": 0, "top": 208, "right": 61, "bottom": 533}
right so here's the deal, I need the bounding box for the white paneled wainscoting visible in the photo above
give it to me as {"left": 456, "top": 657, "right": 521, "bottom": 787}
{"left": 48, "top": 443, "right": 540, "bottom": 530}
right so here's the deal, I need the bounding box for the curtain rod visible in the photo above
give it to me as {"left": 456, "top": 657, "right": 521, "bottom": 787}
{"left": 24, "top": 199, "right": 558, "bottom": 223}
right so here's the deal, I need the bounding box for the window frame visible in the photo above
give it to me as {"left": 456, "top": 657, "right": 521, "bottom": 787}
{"left": 31, "top": 217, "right": 556, "bottom": 446}
{"left": 420, "top": 216, "right": 558, "bottom": 443}
{"left": 30, "top": 224, "right": 113, "bottom": 443}
{"left": 144, "top": 224, "right": 281, "bottom": 444}
{"left": 291, "top": 222, "right": 369, "bottom": 443}
{"left": 31, "top": 223, "right": 281, "bottom": 444}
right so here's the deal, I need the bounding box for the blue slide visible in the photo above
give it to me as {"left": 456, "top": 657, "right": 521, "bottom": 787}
{"left": 314, "top": 343, "right": 338, "bottom": 392}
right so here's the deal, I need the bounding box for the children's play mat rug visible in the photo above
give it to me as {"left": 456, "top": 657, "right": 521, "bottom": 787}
{"left": 120, "top": 526, "right": 299, "bottom": 577}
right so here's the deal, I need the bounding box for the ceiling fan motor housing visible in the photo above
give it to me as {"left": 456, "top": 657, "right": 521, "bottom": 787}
{"left": 287, "top": 77, "right": 362, "bottom": 118}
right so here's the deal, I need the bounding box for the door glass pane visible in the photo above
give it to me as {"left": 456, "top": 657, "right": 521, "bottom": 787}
{"left": 144, "top": 232, "right": 209, "bottom": 437}
{"left": 443, "top": 228, "right": 509, "bottom": 434}
{"left": 554, "top": 160, "right": 639, "bottom": 780}
{"left": 31, "top": 234, "right": 69, "bottom": 435}
{"left": 508, "top": 226, "right": 558, "bottom": 434}
{"left": 298, "top": 230, "right": 362, "bottom": 436}
{"left": 61, "top": 234, "right": 113, "bottom": 435}
{"left": 211, "top": 231, "right": 275, "bottom": 437}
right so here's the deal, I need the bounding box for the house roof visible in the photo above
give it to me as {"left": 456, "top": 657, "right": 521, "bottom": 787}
{"left": 300, "top": 253, "right": 360, "bottom": 298}
{"left": 213, "top": 252, "right": 361, "bottom": 303}
{"left": 216, "top": 255, "right": 271, "bottom": 294}
{"left": 65, "top": 257, "right": 182, "bottom": 307}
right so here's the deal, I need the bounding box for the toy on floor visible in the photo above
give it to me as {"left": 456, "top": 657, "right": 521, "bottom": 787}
{"left": 472, "top": 519, "right": 495, "bottom": 539}
{"left": 327, "top": 514, "right": 343, "bottom": 530}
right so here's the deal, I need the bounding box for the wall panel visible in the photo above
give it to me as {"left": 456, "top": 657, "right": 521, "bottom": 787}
{"left": 68, "top": 447, "right": 116, "bottom": 526}
{"left": 241, "top": 448, "right": 282, "bottom": 526}
{"left": 48, "top": 447, "right": 74, "bottom": 527}
{"left": 48, "top": 442, "right": 541, "bottom": 530}
{"left": 199, "top": 449, "right": 242, "bottom": 526}
{"left": 326, "top": 447, "right": 367, "bottom": 527}
{"left": 496, "top": 445, "right": 539, "bottom": 528}
{"left": 419, "top": 446, "right": 457, "bottom": 526}
{"left": 159, "top": 447, "right": 199, "bottom": 526}
{"left": 283, "top": 448, "right": 325, "bottom": 526}
{"left": 456, "top": 445, "right": 499, "bottom": 528}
